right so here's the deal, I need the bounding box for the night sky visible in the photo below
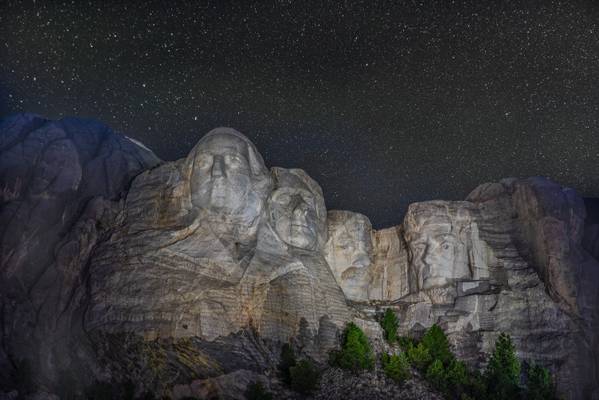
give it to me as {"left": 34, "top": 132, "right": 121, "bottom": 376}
{"left": 1, "top": 1, "right": 599, "bottom": 228}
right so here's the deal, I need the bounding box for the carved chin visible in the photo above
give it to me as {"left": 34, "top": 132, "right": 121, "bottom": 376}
{"left": 288, "top": 224, "right": 316, "bottom": 249}
{"left": 199, "top": 183, "right": 251, "bottom": 215}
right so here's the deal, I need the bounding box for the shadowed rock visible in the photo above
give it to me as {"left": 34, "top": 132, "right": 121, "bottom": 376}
{"left": 0, "top": 113, "right": 160, "bottom": 390}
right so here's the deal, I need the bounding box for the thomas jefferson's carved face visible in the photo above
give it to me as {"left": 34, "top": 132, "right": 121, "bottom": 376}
{"left": 267, "top": 168, "right": 326, "bottom": 251}
{"left": 270, "top": 186, "right": 319, "bottom": 249}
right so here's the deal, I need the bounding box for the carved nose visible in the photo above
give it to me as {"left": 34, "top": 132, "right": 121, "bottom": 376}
{"left": 211, "top": 155, "right": 226, "bottom": 178}
{"left": 293, "top": 201, "right": 309, "bottom": 218}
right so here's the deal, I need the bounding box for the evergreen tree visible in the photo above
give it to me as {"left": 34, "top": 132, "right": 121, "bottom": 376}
{"left": 526, "top": 364, "right": 557, "bottom": 400}
{"left": 421, "top": 324, "right": 454, "bottom": 366}
{"left": 406, "top": 341, "right": 432, "bottom": 371}
{"left": 329, "top": 322, "right": 374, "bottom": 372}
{"left": 278, "top": 343, "right": 296, "bottom": 385}
{"left": 245, "top": 381, "right": 273, "bottom": 400}
{"left": 381, "top": 308, "right": 399, "bottom": 344}
{"left": 485, "top": 333, "right": 521, "bottom": 400}
{"left": 446, "top": 359, "right": 469, "bottom": 398}
{"left": 382, "top": 352, "right": 411, "bottom": 384}
{"left": 426, "top": 359, "right": 447, "bottom": 393}
{"left": 290, "top": 359, "right": 320, "bottom": 394}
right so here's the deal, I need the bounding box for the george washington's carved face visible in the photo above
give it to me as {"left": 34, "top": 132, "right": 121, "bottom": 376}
{"left": 188, "top": 128, "right": 271, "bottom": 227}
{"left": 191, "top": 134, "right": 253, "bottom": 214}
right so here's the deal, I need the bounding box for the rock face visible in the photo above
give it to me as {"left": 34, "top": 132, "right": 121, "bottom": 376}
{"left": 324, "top": 212, "right": 410, "bottom": 303}
{"left": 0, "top": 114, "right": 160, "bottom": 389}
{"left": 85, "top": 128, "right": 350, "bottom": 363}
{"left": 1, "top": 114, "right": 598, "bottom": 399}
{"left": 398, "top": 179, "right": 599, "bottom": 399}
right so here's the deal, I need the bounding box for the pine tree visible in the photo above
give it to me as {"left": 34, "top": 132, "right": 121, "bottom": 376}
{"left": 526, "top": 364, "right": 557, "bottom": 400}
{"left": 329, "top": 322, "right": 374, "bottom": 372}
{"left": 381, "top": 308, "right": 399, "bottom": 344}
{"left": 421, "top": 324, "right": 454, "bottom": 366}
{"left": 278, "top": 343, "right": 296, "bottom": 385}
{"left": 290, "top": 359, "right": 320, "bottom": 394}
{"left": 382, "top": 352, "right": 411, "bottom": 384}
{"left": 426, "top": 359, "right": 447, "bottom": 392}
{"left": 406, "top": 341, "right": 432, "bottom": 371}
{"left": 485, "top": 333, "right": 521, "bottom": 400}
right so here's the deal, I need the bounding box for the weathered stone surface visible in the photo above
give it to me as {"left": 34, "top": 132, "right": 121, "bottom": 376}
{"left": 172, "top": 369, "right": 266, "bottom": 400}
{"left": 390, "top": 177, "right": 599, "bottom": 399}
{"left": 324, "top": 210, "right": 374, "bottom": 302}
{"left": 404, "top": 200, "right": 490, "bottom": 292}
{"left": 240, "top": 167, "right": 350, "bottom": 359}
{"left": 583, "top": 198, "right": 599, "bottom": 260}
{"left": 324, "top": 212, "right": 410, "bottom": 303}
{"left": 1, "top": 114, "right": 598, "bottom": 399}
{"left": 0, "top": 113, "right": 160, "bottom": 391}
{"left": 85, "top": 129, "right": 349, "bottom": 369}
{"left": 314, "top": 368, "right": 444, "bottom": 400}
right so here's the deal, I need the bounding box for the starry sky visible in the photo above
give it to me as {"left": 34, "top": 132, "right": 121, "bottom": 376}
{"left": 1, "top": 0, "right": 598, "bottom": 228}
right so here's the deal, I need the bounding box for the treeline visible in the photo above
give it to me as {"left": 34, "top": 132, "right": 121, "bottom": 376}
{"left": 248, "top": 308, "right": 558, "bottom": 400}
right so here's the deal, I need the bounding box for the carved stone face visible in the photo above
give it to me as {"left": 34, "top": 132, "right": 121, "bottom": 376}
{"left": 328, "top": 212, "right": 373, "bottom": 270}
{"left": 188, "top": 128, "right": 271, "bottom": 225}
{"left": 323, "top": 211, "right": 373, "bottom": 301}
{"left": 268, "top": 168, "right": 326, "bottom": 250}
{"left": 404, "top": 202, "right": 473, "bottom": 290}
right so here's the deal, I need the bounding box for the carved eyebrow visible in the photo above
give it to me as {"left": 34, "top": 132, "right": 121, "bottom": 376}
{"left": 195, "top": 151, "right": 250, "bottom": 166}
{"left": 437, "top": 234, "right": 457, "bottom": 241}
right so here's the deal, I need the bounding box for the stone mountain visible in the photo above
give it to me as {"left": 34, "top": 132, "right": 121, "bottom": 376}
{"left": 0, "top": 114, "right": 598, "bottom": 399}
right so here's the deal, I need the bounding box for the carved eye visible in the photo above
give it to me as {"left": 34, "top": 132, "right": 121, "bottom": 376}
{"left": 196, "top": 154, "right": 212, "bottom": 169}
{"left": 442, "top": 243, "right": 450, "bottom": 250}
{"left": 225, "top": 154, "right": 246, "bottom": 170}
{"left": 277, "top": 193, "right": 291, "bottom": 204}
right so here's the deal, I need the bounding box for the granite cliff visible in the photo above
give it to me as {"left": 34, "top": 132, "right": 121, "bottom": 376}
{"left": 0, "top": 114, "right": 597, "bottom": 399}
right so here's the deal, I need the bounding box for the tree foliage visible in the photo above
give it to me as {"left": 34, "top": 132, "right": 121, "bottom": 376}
{"left": 421, "top": 324, "right": 454, "bottom": 366}
{"left": 484, "top": 333, "right": 521, "bottom": 400}
{"left": 426, "top": 359, "right": 447, "bottom": 392}
{"left": 381, "top": 352, "right": 411, "bottom": 384}
{"left": 278, "top": 343, "right": 297, "bottom": 385}
{"left": 245, "top": 381, "right": 273, "bottom": 400}
{"left": 290, "top": 359, "right": 320, "bottom": 394}
{"left": 525, "top": 364, "right": 557, "bottom": 400}
{"left": 381, "top": 308, "right": 399, "bottom": 344}
{"left": 407, "top": 341, "right": 432, "bottom": 371}
{"left": 329, "top": 322, "right": 374, "bottom": 372}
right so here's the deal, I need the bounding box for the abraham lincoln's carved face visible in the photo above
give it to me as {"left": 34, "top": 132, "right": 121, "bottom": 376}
{"left": 404, "top": 202, "right": 473, "bottom": 290}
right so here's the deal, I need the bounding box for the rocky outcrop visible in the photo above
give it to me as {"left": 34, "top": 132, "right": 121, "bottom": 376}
{"left": 0, "top": 114, "right": 160, "bottom": 391}
{"left": 1, "top": 114, "right": 598, "bottom": 399}
{"left": 85, "top": 128, "right": 350, "bottom": 371}
{"left": 324, "top": 212, "right": 410, "bottom": 303}
{"left": 394, "top": 178, "right": 598, "bottom": 399}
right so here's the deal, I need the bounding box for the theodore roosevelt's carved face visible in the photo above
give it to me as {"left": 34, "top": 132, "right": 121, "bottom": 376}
{"left": 329, "top": 213, "right": 373, "bottom": 270}
{"left": 188, "top": 128, "right": 271, "bottom": 224}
